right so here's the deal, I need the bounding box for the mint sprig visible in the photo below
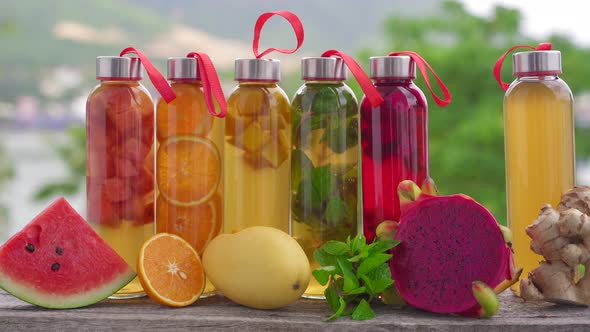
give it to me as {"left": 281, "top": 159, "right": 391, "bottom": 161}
{"left": 313, "top": 235, "right": 399, "bottom": 321}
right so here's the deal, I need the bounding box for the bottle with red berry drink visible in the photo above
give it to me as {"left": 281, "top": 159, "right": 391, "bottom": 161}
{"left": 360, "top": 53, "right": 451, "bottom": 242}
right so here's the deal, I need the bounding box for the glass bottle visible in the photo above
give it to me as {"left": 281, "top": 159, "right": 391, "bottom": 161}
{"left": 361, "top": 56, "right": 428, "bottom": 242}
{"left": 291, "top": 57, "right": 360, "bottom": 299}
{"left": 503, "top": 50, "right": 575, "bottom": 290}
{"left": 155, "top": 57, "right": 223, "bottom": 297}
{"left": 86, "top": 56, "right": 155, "bottom": 298}
{"left": 224, "top": 59, "right": 291, "bottom": 233}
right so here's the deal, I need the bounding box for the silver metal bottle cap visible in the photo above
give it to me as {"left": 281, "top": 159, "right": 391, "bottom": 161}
{"left": 96, "top": 56, "right": 143, "bottom": 80}
{"left": 369, "top": 56, "right": 416, "bottom": 79}
{"left": 167, "top": 57, "right": 199, "bottom": 81}
{"left": 301, "top": 57, "right": 347, "bottom": 81}
{"left": 234, "top": 59, "right": 280, "bottom": 82}
{"left": 512, "top": 50, "right": 562, "bottom": 76}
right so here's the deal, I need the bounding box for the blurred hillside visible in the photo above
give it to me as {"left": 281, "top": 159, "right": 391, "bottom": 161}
{"left": 0, "top": 0, "right": 441, "bottom": 103}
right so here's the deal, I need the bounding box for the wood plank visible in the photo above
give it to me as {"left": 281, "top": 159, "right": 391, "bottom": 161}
{"left": 0, "top": 290, "right": 589, "bottom": 331}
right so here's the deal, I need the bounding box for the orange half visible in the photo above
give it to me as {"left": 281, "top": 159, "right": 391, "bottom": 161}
{"left": 157, "top": 135, "right": 221, "bottom": 206}
{"left": 137, "top": 233, "right": 205, "bottom": 307}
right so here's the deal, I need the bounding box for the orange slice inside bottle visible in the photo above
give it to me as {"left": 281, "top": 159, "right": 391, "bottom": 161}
{"left": 156, "top": 135, "right": 221, "bottom": 207}
{"left": 156, "top": 86, "right": 213, "bottom": 143}
{"left": 137, "top": 233, "right": 205, "bottom": 307}
{"left": 156, "top": 193, "right": 222, "bottom": 255}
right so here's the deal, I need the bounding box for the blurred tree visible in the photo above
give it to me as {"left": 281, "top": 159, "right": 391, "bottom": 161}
{"left": 0, "top": 20, "right": 16, "bottom": 236}
{"left": 354, "top": 0, "right": 590, "bottom": 223}
{"left": 34, "top": 126, "right": 85, "bottom": 200}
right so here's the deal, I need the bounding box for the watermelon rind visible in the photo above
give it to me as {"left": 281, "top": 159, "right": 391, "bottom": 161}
{"left": 0, "top": 263, "right": 135, "bottom": 309}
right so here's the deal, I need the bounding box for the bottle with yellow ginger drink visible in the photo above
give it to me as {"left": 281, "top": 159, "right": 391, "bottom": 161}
{"left": 155, "top": 54, "right": 226, "bottom": 297}
{"left": 495, "top": 43, "right": 575, "bottom": 292}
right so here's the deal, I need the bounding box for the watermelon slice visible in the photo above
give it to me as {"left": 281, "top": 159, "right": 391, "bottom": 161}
{"left": 0, "top": 198, "right": 135, "bottom": 309}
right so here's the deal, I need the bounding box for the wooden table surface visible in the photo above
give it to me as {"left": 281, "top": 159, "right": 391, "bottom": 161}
{"left": 0, "top": 290, "right": 589, "bottom": 331}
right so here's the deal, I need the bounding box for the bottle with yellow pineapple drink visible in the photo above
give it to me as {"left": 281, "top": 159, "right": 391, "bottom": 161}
{"left": 497, "top": 44, "right": 575, "bottom": 291}
{"left": 155, "top": 55, "right": 225, "bottom": 297}
{"left": 224, "top": 59, "right": 291, "bottom": 233}
{"left": 86, "top": 49, "right": 175, "bottom": 299}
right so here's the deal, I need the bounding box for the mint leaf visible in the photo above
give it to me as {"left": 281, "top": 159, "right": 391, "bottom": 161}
{"left": 310, "top": 165, "right": 332, "bottom": 199}
{"left": 359, "top": 274, "right": 375, "bottom": 294}
{"left": 372, "top": 278, "right": 394, "bottom": 294}
{"left": 315, "top": 238, "right": 398, "bottom": 321}
{"left": 291, "top": 149, "right": 314, "bottom": 192}
{"left": 324, "top": 196, "right": 349, "bottom": 223}
{"left": 325, "top": 296, "right": 347, "bottom": 321}
{"left": 368, "top": 263, "right": 391, "bottom": 281}
{"left": 314, "top": 247, "right": 336, "bottom": 267}
{"left": 322, "top": 240, "right": 349, "bottom": 256}
{"left": 337, "top": 257, "right": 359, "bottom": 292}
{"left": 358, "top": 253, "right": 393, "bottom": 275}
{"left": 325, "top": 284, "right": 341, "bottom": 312}
{"left": 368, "top": 239, "right": 400, "bottom": 255}
{"left": 350, "top": 235, "right": 365, "bottom": 255}
{"left": 312, "top": 266, "right": 336, "bottom": 286}
{"left": 346, "top": 286, "right": 366, "bottom": 295}
{"left": 324, "top": 116, "right": 359, "bottom": 153}
{"left": 352, "top": 299, "right": 375, "bottom": 320}
{"left": 311, "top": 86, "right": 339, "bottom": 114}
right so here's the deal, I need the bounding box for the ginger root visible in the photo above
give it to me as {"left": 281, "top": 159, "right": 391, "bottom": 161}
{"left": 520, "top": 186, "right": 590, "bottom": 305}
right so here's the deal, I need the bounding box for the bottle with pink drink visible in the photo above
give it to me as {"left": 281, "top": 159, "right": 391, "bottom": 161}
{"left": 360, "top": 53, "right": 451, "bottom": 242}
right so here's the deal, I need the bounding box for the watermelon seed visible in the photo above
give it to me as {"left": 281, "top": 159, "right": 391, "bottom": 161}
{"left": 25, "top": 244, "right": 35, "bottom": 253}
{"left": 56, "top": 247, "right": 63, "bottom": 255}
{"left": 51, "top": 263, "right": 60, "bottom": 271}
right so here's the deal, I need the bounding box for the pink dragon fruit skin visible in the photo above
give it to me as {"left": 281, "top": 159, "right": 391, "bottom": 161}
{"left": 390, "top": 193, "right": 513, "bottom": 314}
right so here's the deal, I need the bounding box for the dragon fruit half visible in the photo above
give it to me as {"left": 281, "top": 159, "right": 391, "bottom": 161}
{"left": 380, "top": 180, "right": 520, "bottom": 316}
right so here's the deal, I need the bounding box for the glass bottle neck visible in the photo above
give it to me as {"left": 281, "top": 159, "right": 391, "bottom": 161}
{"left": 373, "top": 78, "right": 414, "bottom": 85}
{"left": 99, "top": 80, "right": 141, "bottom": 86}
{"left": 304, "top": 80, "right": 344, "bottom": 86}
{"left": 170, "top": 79, "right": 202, "bottom": 86}
{"left": 238, "top": 81, "right": 278, "bottom": 88}
{"left": 516, "top": 75, "right": 559, "bottom": 81}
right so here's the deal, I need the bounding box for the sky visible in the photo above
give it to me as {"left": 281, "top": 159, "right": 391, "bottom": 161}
{"left": 463, "top": 0, "right": 590, "bottom": 46}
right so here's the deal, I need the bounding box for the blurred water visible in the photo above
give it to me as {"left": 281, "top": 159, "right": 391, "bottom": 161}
{"left": 0, "top": 130, "right": 85, "bottom": 242}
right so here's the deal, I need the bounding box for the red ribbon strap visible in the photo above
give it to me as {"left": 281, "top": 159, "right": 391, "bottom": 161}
{"left": 186, "top": 52, "right": 227, "bottom": 118}
{"left": 388, "top": 51, "right": 452, "bottom": 107}
{"left": 253, "top": 11, "right": 304, "bottom": 59}
{"left": 120, "top": 47, "right": 176, "bottom": 103}
{"left": 321, "top": 50, "right": 384, "bottom": 107}
{"left": 493, "top": 42, "right": 552, "bottom": 91}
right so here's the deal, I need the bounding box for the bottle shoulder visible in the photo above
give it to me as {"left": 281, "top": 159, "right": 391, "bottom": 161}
{"left": 227, "top": 83, "right": 289, "bottom": 113}
{"left": 291, "top": 82, "right": 358, "bottom": 114}
{"left": 87, "top": 81, "right": 153, "bottom": 110}
{"left": 228, "top": 83, "right": 288, "bottom": 101}
{"left": 505, "top": 77, "right": 573, "bottom": 103}
{"left": 361, "top": 82, "right": 427, "bottom": 110}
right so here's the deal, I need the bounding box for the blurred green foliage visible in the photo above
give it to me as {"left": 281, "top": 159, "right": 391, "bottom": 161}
{"left": 0, "top": 20, "right": 16, "bottom": 227}
{"left": 0, "top": 145, "right": 15, "bottom": 223}
{"left": 34, "top": 127, "right": 85, "bottom": 201}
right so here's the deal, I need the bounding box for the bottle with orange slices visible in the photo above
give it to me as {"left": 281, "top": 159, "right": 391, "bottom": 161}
{"left": 155, "top": 56, "right": 225, "bottom": 297}
{"left": 224, "top": 59, "right": 291, "bottom": 233}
